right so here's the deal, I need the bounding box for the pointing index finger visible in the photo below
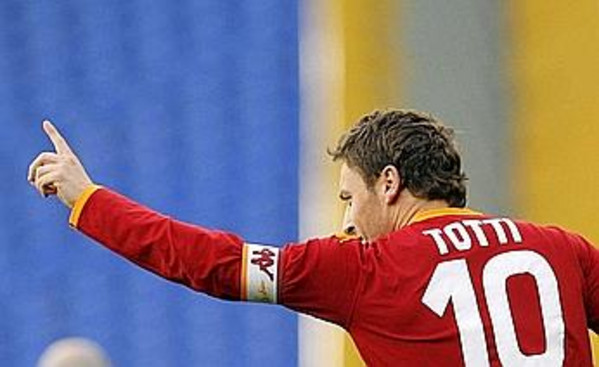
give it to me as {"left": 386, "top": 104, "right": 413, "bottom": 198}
{"left": 43, "top": 119, "right": 73, "bottom": 155}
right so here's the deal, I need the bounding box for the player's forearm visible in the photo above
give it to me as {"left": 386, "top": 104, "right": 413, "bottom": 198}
{"left": 70, "top": 187, "right": 244, "bottom": 300}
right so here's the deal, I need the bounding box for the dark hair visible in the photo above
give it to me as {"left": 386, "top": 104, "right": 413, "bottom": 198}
{"left": 329, "top": 109, "right": 467, "bottom": 207}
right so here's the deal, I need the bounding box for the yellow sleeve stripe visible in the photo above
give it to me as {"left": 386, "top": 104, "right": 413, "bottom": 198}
{"left": 69, "top": 185, "right": 102, "bottom": 228}
{"left": 240, "top": 244, "right": 249, "bottom": 300}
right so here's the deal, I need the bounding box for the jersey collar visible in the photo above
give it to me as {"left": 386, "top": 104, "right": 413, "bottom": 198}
{"left": 408, "top": 207, "right": 482, "bottom": 226}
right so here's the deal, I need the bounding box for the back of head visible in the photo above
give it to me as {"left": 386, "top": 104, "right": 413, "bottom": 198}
{"left": 330, "top": 108, "right": 468, "bottom": 207}
{"left": 37, "top": 337, "right": 111, "bottom": 367}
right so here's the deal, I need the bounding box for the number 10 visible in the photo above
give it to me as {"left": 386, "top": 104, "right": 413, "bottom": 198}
{"left": 422, "top": 250, "right": 565, "bottom": 366}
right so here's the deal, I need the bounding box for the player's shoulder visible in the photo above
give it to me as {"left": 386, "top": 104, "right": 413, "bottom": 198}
{"left": 510, "top": 218, "right": 585, "bottom": 243}
{"left": 511, "top": 219, "right": 599, "bottom": 273}
{"left": 484, "top": 216, "right": 595, "bottom": 259}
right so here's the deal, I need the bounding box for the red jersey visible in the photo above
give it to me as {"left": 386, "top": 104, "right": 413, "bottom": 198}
{"left": 70, "top": 187, "right": 599, "bottom": 366}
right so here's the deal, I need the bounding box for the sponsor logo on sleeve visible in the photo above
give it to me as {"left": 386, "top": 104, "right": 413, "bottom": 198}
{"left": 241, "top": 243, "right": 280, "bottom": 303}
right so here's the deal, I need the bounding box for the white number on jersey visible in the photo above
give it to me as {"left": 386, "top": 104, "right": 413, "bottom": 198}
{"left": 422, "top": 250, "right": 564, "bottom": 366}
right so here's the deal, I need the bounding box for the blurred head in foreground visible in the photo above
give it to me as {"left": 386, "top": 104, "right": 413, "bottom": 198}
{"left": 37, "top": 337, "right": 111, "bottom": 367}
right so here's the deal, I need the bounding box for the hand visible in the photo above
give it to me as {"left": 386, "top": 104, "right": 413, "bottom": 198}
{"left": 27, "top": 120, "right": 94, "bottom": 208}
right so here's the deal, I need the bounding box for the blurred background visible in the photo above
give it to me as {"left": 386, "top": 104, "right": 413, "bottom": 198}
{"left": 1, "top": 0, "right": 598, "bottom": 366}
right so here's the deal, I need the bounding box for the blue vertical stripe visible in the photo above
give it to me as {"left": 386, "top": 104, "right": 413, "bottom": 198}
{"left": 0, "top": 1, "right": 298, "bottom": 366}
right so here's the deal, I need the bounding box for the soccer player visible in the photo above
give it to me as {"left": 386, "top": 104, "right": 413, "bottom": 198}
{"left": 28, "top": 110, "right": 599, "bottom": 366}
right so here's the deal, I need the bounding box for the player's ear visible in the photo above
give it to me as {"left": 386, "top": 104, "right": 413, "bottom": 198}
{"left": 380, "top": 165, "right": 401, "bottom": 204}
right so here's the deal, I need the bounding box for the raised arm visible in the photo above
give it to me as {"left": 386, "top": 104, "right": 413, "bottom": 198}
{"left": 27, "top": 121, "right": 363, "bottom": 324}
{"left": 27, "top": 121, "right": 244, "bottom": 299}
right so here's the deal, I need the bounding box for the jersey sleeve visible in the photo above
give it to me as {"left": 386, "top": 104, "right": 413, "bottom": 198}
{"left": 71, "top": 187, "right": 365, "bottom": 325}
{"left": 71, "top": 187, "right": 244, "bottom": 300}
{"left": 570, "top": 232, "right": 599, "bottom": 332}
{"left": 279, "top": 236, "right": 364, "bottom": 328}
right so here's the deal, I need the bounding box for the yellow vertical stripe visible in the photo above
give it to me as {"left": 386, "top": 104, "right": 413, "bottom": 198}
{"left": 342, "top": 0, "right": 402, "bottom": 124}
{"left": 240, "top": 244, "right": 248, "bottom": 300}
{"left": 510, "top": 0, "right": 599, "bottom": 362}
{"left": 340, "top": 0, "right": 402, "bottom": 365}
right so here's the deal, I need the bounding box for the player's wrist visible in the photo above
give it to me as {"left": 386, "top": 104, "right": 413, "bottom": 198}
{"left": 69, "top": 184, "right": 102, "bottom": 228}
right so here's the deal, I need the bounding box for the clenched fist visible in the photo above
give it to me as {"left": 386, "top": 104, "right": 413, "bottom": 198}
{"left": 28, "top": 120, "right": 94, "bottom": 208}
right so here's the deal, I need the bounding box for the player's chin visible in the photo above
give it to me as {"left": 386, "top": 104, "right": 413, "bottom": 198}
{"left": 356, "top": 232, "right": 368, "bottom": 242}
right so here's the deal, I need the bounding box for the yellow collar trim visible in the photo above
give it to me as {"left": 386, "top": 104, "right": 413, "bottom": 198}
{"left": 409, "top": 207, "right": 482, "bottom": 225}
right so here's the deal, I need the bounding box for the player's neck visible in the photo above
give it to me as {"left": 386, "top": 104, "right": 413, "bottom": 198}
{"left": 392, "top": 193, "right": 450, "bottom": 230}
